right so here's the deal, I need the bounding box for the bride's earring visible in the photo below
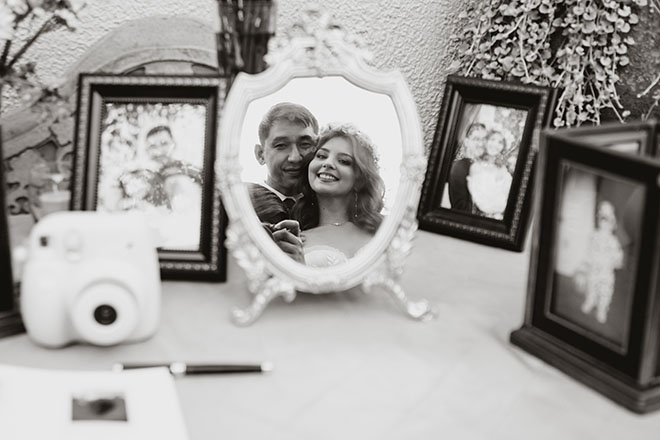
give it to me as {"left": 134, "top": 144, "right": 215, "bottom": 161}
{"left": 353, "top": 191, "right": 358, "bottom": 220}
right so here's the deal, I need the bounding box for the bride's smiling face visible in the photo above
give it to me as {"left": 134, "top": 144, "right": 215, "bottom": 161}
{"left": 308, "top": 136, "right": 356, "bottom": 197}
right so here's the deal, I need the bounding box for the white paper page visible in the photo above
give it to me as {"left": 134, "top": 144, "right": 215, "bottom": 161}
{"left": 0, "top": 364, "right": 189, "bottom": 440}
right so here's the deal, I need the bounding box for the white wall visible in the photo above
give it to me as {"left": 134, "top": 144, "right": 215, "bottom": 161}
{"left": 13, "top": 0, "right": 462, "bottom": 150}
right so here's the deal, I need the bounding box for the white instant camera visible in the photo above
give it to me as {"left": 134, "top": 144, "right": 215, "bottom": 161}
{"left": 21, "top": 211, "right": 161, "bottom": 347}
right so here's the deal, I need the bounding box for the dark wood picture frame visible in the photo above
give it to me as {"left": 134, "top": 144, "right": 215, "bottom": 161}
{"left": 0, "top": 132, "right": 25, "bottom": 338}
{"left": 72, "top": 74, "right": 227, "bottom": 281}
{"left": 550, "top": 119, "right": 658, "bottom": 155}
{"left": 418, "top": 75, "right": 555, "bottom": 251}
{"left": 511, "top": 121, "right": 660, "bottom": 413}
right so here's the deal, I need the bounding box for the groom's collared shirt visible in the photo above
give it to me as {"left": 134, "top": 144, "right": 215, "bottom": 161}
{"left": 257, "top": 182, "right": 297, "bottom": 204}
{"left": 249, "top": 182, "right": 300, "bottom": 224}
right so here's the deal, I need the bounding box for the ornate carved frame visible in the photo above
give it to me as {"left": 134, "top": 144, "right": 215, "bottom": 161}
{"left": 217, "top": 7, "right": 434, "bottom": 325}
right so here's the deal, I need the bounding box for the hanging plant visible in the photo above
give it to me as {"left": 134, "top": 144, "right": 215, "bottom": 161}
{"left": 636, "top": 0, "right": 660, "bottom": 119}
{"left": 452, "top": 0, "right": 650, "bottom": 128}
{"left": 638, "top": 72, "right": 660, "bottom": 119}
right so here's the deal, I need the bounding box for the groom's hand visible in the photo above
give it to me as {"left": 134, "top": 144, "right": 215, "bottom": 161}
{"left": 271, "top": 220, "right": 305, "bottom": 263}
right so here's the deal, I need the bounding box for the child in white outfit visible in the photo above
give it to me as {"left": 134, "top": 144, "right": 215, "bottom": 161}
{"left": 575, "top": 200, "right": 624, "bottom": 323}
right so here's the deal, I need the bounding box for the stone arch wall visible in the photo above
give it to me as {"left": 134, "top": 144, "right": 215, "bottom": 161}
{"left": 2, "top": 15, "right": 219, "bottom": 218}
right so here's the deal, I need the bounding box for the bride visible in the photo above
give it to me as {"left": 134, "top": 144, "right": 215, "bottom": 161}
{"left": 466, "top": 128, "right": 513, "bottom": 220}
{"left": 292, "top": 123, "right": 385, "bottom": 267}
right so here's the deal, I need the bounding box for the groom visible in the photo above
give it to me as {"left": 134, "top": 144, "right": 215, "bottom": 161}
{"left": 249, "top": 102, "right": 319, "bottom": 262}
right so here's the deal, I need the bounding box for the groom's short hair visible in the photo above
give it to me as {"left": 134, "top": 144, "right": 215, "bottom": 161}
{"left": 146, "top": 124, "right": 173, "bottom": 139}
{"left": 465, "top": 122, "right": 486, "bottom": 138}
{"left": 258, "top": 102, "right": 319, "bottom": 145}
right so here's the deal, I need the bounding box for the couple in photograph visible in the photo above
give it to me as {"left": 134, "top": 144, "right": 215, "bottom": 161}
{"left": 101, "top": 120, "right": 204, "bottom": 250}
{"left": 117, "top": 125, "right": 203, "bottom": 212}
{"left": 448, "top": 121, "right": 517, "bottom": 220}
{"left": 248, "top": 102, "right": 385, "bottom": 267}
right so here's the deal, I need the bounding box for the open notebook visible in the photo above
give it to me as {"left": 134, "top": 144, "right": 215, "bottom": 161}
{"left": 0, "top": 364, "right": 188, "bottom": 440}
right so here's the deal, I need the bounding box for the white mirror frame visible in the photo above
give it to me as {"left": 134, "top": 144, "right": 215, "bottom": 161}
{"left": 217, "top": 7, "right": 435, "bottom": 325}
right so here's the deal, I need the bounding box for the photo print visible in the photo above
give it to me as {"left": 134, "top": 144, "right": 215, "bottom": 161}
{"left": 550, "top": 163, "right": 643, "bottom": 348}
{"left": 97, "top": 102, "right": 206, "bottom": 251}
{"left": 442, "top": 103, "right": 528, "bottom": 220}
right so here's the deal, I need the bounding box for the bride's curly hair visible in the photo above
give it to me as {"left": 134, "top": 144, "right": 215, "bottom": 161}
{"left": 478, "top": 129, "right": 513, "bottom": 168}
{"left": 293, "top": 123, "right": 385, "bottom": 233}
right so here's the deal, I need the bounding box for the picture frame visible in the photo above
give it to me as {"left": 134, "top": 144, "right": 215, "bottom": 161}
{"left": 417, "top": 75, "right": 555, "bottom": 251}
{"left": 550, "top": 120, "right": 658, "bottom": 156}
{"left": 0, "top": 132, "right": 25, "bottom": 338}
{"left": 511, "top": 120, "right": 660, "bottom": 413}
{"left": 72, "top": 74, "right": 227, "bottom": 281}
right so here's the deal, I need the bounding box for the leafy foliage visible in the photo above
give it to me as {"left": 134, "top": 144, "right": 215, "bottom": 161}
{"left": 452, "top": 0, "right": 651, "bottom": 127}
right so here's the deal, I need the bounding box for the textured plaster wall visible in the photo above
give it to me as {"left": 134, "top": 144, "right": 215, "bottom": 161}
{"left": 18, "top": 0, "right": 219, "bottom": 88}
{"left": 15, "top": 0, "right": 462, "bottom": 150}
{"left": 276, "top": 0, "right": 461, "bottom": 148}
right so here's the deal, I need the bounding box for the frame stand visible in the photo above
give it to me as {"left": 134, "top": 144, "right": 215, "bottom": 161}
{"left": 231, "top": 277, "right": 296, "bottom": 326}
{"left": 511, "top": 326, "right": 660, "bottom": 414}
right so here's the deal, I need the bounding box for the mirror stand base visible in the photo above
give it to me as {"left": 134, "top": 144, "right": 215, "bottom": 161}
{"left": 230, "top": 278, "right": 297, "bottom": 326}
{"left": 363, "top": 273, "right": 436, "bottom": 321}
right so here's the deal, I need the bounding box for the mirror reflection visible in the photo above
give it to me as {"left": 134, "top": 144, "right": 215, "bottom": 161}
{"left": 238, "top": 76, "right": 402, "bottom": 267}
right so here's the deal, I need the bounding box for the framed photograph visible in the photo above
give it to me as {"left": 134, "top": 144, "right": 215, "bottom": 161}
{"left": 417, "top": 75, "right": 555, "bottom": 251}
{"left": 551, "top": 120, "right": 658, "bottom": 156}
{"left": 72, "top": 74, "right": 227, "bottom": 281}
{"left": 0, "top": 133, "right": 24, "bottom": 337}
{"left": 511, "top": 123, "right": 660, "bottom": 413}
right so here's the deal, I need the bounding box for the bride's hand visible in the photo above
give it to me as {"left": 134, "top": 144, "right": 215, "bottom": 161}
{"left": 271, "top": 220, "right": 305, "bottom": 263}
{"left": 273, "top": 219, "right": 300, "bottom": 237}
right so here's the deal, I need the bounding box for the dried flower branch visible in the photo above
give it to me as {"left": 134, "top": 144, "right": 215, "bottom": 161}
{"left": 0, "top": 0, "right": 85, "bottom": 117}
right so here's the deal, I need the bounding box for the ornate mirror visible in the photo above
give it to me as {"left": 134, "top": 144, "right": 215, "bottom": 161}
{"left": 217, "top": 7, "right": 434, "bottom": 325}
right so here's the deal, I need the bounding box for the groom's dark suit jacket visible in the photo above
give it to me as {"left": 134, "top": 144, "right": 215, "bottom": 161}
{"left": 248, "top": 183, "right": 294, "bottom": 225}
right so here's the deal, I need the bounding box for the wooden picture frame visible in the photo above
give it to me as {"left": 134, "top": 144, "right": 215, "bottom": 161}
{"left": 550, "top": 120, "right": 658, "bottom": 155}
{"left": 0, "top": 132, "right": 24, "bottom": 338}
{"left": 417, "top": 75, "right": 555, "bottom": 251}
{"left": 72, "top": 74, "right": 227, "bottom": 281}
{"left": 511, "top": 120, "right": 660, "bottom": 413}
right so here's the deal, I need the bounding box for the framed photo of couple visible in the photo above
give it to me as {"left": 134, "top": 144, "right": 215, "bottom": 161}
{"left": 72, "top": 74, "right": 228, "bottom": 281}
{"left": 417, "top": 75, "right": 556, "bottom": 251}
{"left": 511, "top": 120, "right": 660, "bottom": 413}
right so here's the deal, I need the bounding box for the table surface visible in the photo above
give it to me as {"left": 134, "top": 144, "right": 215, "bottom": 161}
{"left": 1, "top": 216, "right": 659, "bottom": 440}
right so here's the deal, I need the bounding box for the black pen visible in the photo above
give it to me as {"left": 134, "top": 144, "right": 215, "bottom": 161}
{"left": 112, "top": 362, "right": 274, "bottom": 376}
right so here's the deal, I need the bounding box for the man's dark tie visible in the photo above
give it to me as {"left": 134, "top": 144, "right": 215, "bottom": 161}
{"left": 283, "top": 197, "right": 295, "bottom": 213}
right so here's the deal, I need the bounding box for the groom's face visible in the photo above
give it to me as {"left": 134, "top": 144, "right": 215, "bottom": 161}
{"left": 255, "top": 120, "right": 316, "bottom": 196}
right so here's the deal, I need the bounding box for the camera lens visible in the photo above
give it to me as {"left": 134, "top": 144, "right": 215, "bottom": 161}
{"left": 93, "top": 304, "right": 117, "bottom": 326}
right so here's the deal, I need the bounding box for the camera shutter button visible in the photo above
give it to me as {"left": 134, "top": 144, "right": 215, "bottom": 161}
{"left": 64, "top": 230, "right": 83, "bottom": 261}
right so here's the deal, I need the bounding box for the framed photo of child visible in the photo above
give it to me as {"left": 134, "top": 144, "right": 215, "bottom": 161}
{"left": 550, "top": 164, "right": 643, "bottom": 351}
{"left": 417, "top": 75, "right": 556, "bottom": 251}
{"left": 511, "top": 122, "right": 660, "bottom": 413}
{"left": 72, "top": 74, "right": 228, "bottom": 281}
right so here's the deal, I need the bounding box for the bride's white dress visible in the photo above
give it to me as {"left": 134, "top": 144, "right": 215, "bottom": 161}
{"left": 304, "top": 244, "right": 349, "bottom": 268}
{"left": 466, "top": 161, "right": 512, "bottom": 219}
